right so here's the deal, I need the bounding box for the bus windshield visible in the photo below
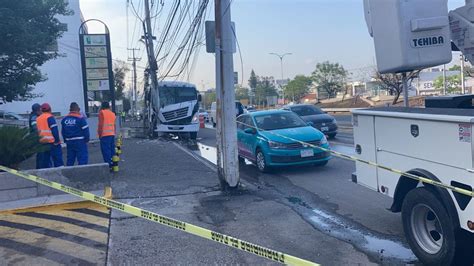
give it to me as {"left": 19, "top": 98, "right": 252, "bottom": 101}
{"left": 159, "top": 86, "right": 197, "bottom": 106}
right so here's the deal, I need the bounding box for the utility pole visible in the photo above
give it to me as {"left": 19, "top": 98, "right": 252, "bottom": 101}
{"left": 128, "top": 48, "right": 141, "bottom": 116}
{"left": 443, "top": 64, "right": 447, "bottom": 95}
{"left": 269, "top": 52, "right": 291, "bottom": 104}
{"left": 402, "top": 72, "right": 409, "bottom": 107}
{"left": 142, "top": 0, "right": 160, "bottom": 130}
{"left": 215, "top": 0, "right": 239, "bottom": 188}
{"left": 461, "top": 54, "right": 466, "bottom": 94}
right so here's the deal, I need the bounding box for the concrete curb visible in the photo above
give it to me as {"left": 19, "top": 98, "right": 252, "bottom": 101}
{"left": 0, "top": 190, "right": 104, "bottom": 212}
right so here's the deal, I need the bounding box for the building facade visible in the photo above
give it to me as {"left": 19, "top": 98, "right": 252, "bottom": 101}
{"left": 413, "top": 69, "right": 460, "bottom": 95}
{"left": 2, "top": 0, "right": 84, "bottom": 116}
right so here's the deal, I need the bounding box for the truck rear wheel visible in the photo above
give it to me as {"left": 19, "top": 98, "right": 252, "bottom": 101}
{"left": 402, "top": 187, "right": 456, "bottom": 265}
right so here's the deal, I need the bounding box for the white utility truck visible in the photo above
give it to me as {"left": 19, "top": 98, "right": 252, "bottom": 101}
{"left": 145, "top": 81, "right": 201, "bottom": 139}
{"left": 362, "top": 0, "right": 474, "bottom": 264}
{"left": 352, "top": 103, "right": 474, "bottom": 265}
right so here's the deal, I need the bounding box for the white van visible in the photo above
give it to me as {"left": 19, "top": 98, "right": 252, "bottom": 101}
{"left": 210, "top": 101, "right": 244, "bottom": 128}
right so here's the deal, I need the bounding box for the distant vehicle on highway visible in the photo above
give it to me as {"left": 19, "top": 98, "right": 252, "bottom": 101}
{"left": 284, "top": 104, "right": 338, "bottom": 139}
{"left": 210, "top": 101, "right": 245, "bottom": 127}
{"left": 245, "top": 106, "right": 256, "bottom": 113}
{"left": 237, "top": 110, "right": 331, "bottom": 172}
{"left": 199, "top": 108, "right": 209, "bottom": 122}
{"left": 0, "top": 110, "right": 28, "bottom": 127}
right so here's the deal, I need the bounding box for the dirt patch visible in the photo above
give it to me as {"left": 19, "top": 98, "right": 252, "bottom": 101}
{"left": 317, "top": 97, "right": 371, "bottom": 108}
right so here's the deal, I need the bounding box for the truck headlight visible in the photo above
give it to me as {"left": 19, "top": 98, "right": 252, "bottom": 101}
{"left": 320, "top": 135, "right": 328, "bottom": 145}
{"left": 192, "top": 113, "right": 199, "bottom": 123}
{"left": 268, "top": 140, "right": 286, "bottom": 149}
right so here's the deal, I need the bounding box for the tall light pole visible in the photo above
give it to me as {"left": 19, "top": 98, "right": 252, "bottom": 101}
{"left": 270, "top": 52, "right": 292, "bottom": 104}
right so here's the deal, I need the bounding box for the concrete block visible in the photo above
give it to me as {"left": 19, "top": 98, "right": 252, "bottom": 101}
{"left": 0, "top": 187, "right": 37, "bottom": 202}
{"left": 0, "top": 173, "right": 37, "bottom": 190}
{"left": 0, "top": 163, "right": 110, "bottom": 203}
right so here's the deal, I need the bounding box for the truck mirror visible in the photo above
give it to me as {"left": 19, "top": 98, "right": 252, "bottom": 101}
{"left": 198, "top": 94, "right": 202, "bottom": 102}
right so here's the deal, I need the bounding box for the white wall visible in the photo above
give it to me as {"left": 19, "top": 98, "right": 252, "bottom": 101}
{"left": 2, "top": 0, "right": 84, "bottom": 115}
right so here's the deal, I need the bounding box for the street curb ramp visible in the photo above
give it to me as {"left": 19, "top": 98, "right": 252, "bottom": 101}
{"left": 0, "top": 163, "right": 111, "bottom": 204}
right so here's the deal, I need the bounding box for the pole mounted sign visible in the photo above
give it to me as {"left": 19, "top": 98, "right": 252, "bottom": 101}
{"left": 79, "top": 20, "right": 115, "bottom": 113}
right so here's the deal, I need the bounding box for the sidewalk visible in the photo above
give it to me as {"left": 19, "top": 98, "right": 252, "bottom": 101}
{"left": 19, "top": 141, "right": 106, "bottom": 170}
{"left": 106, "top": 139, "right": 374, "bottom": 265}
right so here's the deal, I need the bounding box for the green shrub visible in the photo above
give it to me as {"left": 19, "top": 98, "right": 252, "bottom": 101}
{"left": 0, "top": 126, "right": 45, "bottom": 168}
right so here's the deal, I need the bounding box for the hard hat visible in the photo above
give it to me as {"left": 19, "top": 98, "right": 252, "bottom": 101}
{"left": 41, "top": 103, "right": 51, "bottom": 112}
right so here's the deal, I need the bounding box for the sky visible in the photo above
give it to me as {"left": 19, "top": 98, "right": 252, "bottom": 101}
{"left": 79, "top": 0, "right": 467, "bottom": 92}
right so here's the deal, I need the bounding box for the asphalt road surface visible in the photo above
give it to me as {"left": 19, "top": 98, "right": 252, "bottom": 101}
{"left": 193, "top": 125, "right": 419, "bottom": 265}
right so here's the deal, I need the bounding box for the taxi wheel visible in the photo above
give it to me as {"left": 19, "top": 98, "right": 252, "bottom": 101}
{"left": 256, "top": 149, "right": 269, "bottom": 173}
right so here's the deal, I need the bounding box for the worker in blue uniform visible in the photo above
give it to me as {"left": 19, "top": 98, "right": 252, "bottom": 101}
{"left": 61, "top": 102, "right": 90, "bottom": 166}
{"left": 37, "top": 103, "right": 64, "bottom": 168}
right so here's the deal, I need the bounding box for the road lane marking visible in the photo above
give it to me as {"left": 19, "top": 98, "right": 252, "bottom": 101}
{"left": 0, "top": 204, "right": 109, "bottom": 265}
{"left": 16, "top": 212, "right": 108, "bottom": 233}
{"left": 0, "top": 237, "right": 94, "bottom": 265}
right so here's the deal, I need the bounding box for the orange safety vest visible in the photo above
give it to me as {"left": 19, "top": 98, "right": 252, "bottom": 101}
{"left": 37, "top": 113, "right": 55, "bottom": 144}
{"left": 99, "top": 109, "right": 116, "bottom": 137}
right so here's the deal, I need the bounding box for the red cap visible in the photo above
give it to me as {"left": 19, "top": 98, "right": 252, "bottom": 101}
{"left": 41, "top": 103, "right": 51, "bottom": 112}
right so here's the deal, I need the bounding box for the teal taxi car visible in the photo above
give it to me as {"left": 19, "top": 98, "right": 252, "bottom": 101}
{"left": 237, "top": 110, "right": 331, "bottom": 172}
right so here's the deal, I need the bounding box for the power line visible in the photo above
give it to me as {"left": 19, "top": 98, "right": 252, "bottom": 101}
{"left": 129, "top": 0, "right": 144, "bottom": 52}
{"left": 159, "top": 0, "right": 209, "bottom": 80}
{"left": 59, "top": 41, "right": 147, "bottom": 70}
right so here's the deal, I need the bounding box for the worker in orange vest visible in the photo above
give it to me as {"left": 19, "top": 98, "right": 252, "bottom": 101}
{"left": 36, "top": 103, "right": 64, "bottom": 168}
{"left": 98, "top": 102, "right": 116, "bottom": 168}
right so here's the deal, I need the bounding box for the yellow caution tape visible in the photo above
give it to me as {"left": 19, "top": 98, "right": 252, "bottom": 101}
{"left": 236, "top": 121, "right": 474, "bottom": 198}
{"left": 0, "top": 165, "right": 318, "bottom": 266}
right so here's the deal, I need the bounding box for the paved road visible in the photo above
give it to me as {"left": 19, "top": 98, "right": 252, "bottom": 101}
{"left": 195, "top": 126, "right": 417, "bottom": 265}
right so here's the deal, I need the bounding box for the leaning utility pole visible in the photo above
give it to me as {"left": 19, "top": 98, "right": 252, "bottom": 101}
{"left": 215, "top": 0, "right": 239, "bottom": 187}
{"left": 461, "top": 54, "right": 466, "bottom": 94}
{"left": 143, "top": 0, "right": 160, "bottom": 126}
{"left": 128, "top": 48, "right": 141, "bottom": 115}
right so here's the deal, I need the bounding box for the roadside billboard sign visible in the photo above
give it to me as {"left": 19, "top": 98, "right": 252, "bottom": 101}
{"left": 79, "top": 22, "right": 115, "bottom": 113}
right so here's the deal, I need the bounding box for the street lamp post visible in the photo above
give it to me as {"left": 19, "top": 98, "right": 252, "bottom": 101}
{"left": 270, "top": 52, "right": 292, "bottom": 104}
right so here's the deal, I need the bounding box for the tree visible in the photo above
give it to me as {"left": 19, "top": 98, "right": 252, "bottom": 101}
{"left": 433, "top": 74, "right": 461, "bottom": 94}
{"left": 123, "top": 98, "right": 131, "bottom": 113}
{"left": 248, "top": 70, "right": 258, "bottom": 90}
{"left": 311, "top": 61, "right": 347, "bottom": 99}
{"left": 235, "top": 85, "right": 249, "bottom": 101}
{"left": 248, "top": 69, "right": 258, "bottom": 104}
{"left": 374, "top": 71, "right": 420, "bottom": 105}
{"left": 0, "top": 127, "right": 45, "bottom": 169}
{"left": 284, "top": 75, "right": 313, "bottom": 102}
{"left": 255, "top": 76, "right": 278, "bottom": 106}
{"left": 203, "top": 91, "right": 216, "bottom": 109}
{"left": 0, "top": 1, "right": 72, "bottom": 103}
{"left": 449, "top": 65, "right": 461, "bottom": 71}
{"left": 100, "top": 61, "right": 129, "bottom": 101}
{"left": 448, "top": 64, "right": 474, "bottom": 78}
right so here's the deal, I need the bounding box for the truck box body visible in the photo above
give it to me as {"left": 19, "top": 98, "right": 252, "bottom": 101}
{"left": 353, "top": 107, "right": 474, "bottom": 233}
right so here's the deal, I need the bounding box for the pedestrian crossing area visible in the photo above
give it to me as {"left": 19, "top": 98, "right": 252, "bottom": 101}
{"left": 0, "top": 202, "right": 110, "bottom": 265}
